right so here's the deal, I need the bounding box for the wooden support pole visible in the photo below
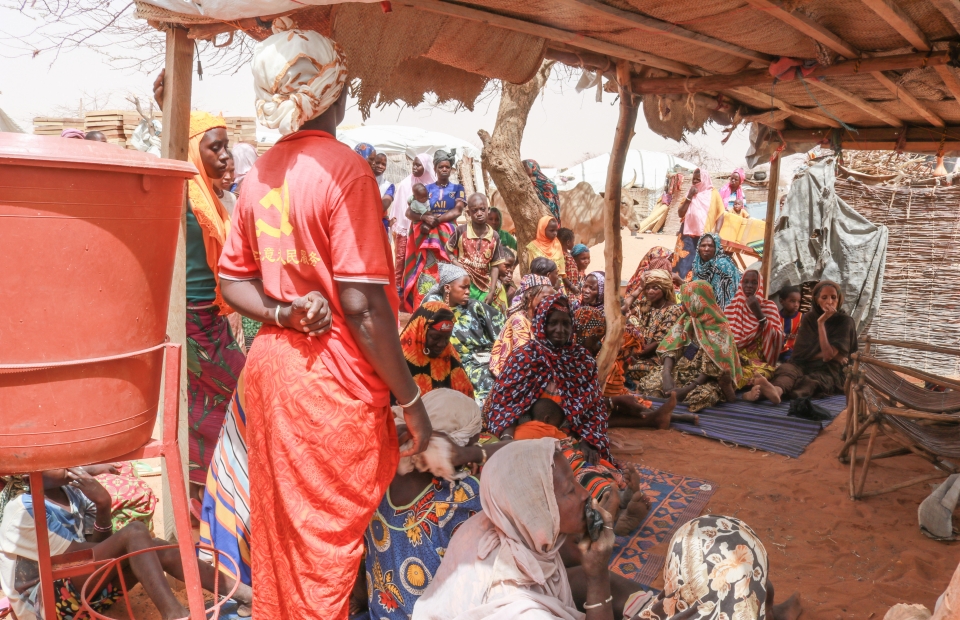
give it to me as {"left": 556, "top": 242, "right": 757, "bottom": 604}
{"left": 596, "top": 60, "right": 637, "bottom": 388}
{"left": 777, "top": 126, "right": 960, "bottom": 150}
{"left": 731, "top": 87, "right": 842, "bottom": 128}
{"left": 159, "top": 25, "right": 193, "bottom": 542}
{"left": 760, "top": 151, "right": 780, "bottom": 290}
{"left": 807, "top": 79, "right": 903, "bottom": 127}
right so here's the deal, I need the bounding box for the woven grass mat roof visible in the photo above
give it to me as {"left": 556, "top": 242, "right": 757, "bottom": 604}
{"left": 136, "top": 0, "right": 960, "bottom": 147}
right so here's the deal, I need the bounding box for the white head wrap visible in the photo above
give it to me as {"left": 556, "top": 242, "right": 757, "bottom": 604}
{"left": 252, "top": 17, "right": 348, "bottom": 136}
{"left": 392, "top": 388, "right": 483, "bottom": 480}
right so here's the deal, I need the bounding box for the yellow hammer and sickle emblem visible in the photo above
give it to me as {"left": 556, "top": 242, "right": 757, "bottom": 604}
{"left": 255, "top": 180, "right": 294, "bottom": 238}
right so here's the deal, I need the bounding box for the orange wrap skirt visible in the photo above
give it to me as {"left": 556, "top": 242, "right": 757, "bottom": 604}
{"left": 244, "top": 326, "right": 399, "bottom": 619}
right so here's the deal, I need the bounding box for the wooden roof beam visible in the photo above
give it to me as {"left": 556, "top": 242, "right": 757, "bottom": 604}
{"left": 630, "top": 51, "right": 949, "bottom": 94}
{"left": 928, "top": 0, "right": 960, "bottom": 33}
{"left": 860, "top": 0, "right": 960, "bottom": 109}
{"left": 778, "top": 126, "right": 960, "bottom": 151}
{"left": 556, "top": 0, "right": 770, "bottom": 63}
{"left": 398, "top": 0, "right": 696, "bottom": 75}
{"left": 743, "top": 0, "right": 947, "bottom": 127}
{"left": 808, "top": 79, "right": 903, "bottom": 126}
{"left": 860, "top": 0, "right": 930, "bottom": 51}
{"left": 744, "top": 0, "right": 858, "bottom": 58}
{"left": 730, "top": 86, "right": 843, "bottom": 128}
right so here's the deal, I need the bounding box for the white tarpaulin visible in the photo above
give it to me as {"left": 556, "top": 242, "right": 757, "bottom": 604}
{"left": 769, "top": 157, "right": 887, "bottom": 331}
{"left": 338, "top": 124, "right": 483, "bottom": 185}
{"left": 0, "top": 108, "right": 24, "bottom": 133}
{"left": 137, "top": 0, "right": 378, "bottom": 21}
{"left": 548, "top": 149, "right": 696, "bottom": 193}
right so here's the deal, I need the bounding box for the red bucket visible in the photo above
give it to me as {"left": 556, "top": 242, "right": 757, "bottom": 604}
{"left": 0, "top": 134, "right": 196, "bottom": 474}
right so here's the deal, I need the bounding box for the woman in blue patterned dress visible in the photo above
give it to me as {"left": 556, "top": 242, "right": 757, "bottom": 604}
{"left": 361, "top": 389, "right": 512, "bottom": 620}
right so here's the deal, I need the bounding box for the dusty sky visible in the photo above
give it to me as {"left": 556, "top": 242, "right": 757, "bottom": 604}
{"left": 1, "top": 11, "right": 752, "bottom": 170}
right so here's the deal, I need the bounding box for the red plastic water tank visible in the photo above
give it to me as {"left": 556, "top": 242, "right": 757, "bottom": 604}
{"left": 0, "top": 133, "right": 196, "bottom": 474}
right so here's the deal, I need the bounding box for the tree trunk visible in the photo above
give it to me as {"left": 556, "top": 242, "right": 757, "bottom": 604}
{"left": 459, "top": 155, "right": 476, "bottom": 196}
{"left": 478, "top": 60, "right": 555, "bottom": 272}
{"left": 596, "top": 61, "right": 639, "bottom": 387}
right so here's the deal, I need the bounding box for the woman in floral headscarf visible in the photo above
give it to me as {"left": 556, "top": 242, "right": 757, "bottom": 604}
{"left": 623, "top": 246, "right": 674, "bottom": 314}
{"left": 523, "top": 159, "right": 562, "bottom": 224}
{"left": 634, "top": 514, "right": 802, "bottom": 620}
{"left": 626, "top": 269, "right": 684, "bottom": 381}
{"left": 399, "top": 301, "right": 475, "bottom": 399}
{"left": 638, "top": 281, "right": 740, "bottom": 412}
{"left": 692, "top": 232, "right": 741, "bottom": 310}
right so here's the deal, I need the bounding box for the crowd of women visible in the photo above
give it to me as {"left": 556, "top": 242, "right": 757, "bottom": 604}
{"left": 2, "top": 23, "right": 855, "bottom": 620}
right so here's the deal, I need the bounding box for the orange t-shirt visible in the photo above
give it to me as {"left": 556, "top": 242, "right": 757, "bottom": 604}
{"left": 219, "top": 130, "right": 398, "bottom": 406}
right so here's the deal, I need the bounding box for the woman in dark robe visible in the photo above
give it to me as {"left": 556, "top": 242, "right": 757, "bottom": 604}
{"left": 753, "top": 280, "right": 858, "bottom": 403}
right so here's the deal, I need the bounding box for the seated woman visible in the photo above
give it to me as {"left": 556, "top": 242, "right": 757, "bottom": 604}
{"left": 692, "top": 232, "right": 741, "bottom": 310}
{"left": 412, "top": 439, "right": 651, "bottom": 620}
{"left": 625, "top": 269, "right": 683, "bottom": 382}
{"left": 490, "top": 274, "right": 555, "bottom": 377}
{"left": 622, "top": 246, "right": 673, "bottom": 314}
{"left": 485, "top": 294, "right": 611, "bottom": 466}
{"left": 361, "top": 389, "right": 513, "bottom": 619}
{"left": 753, "top": 280, "right": 857, "bottom": 404}
{"left": 571, "top": 304, "right": 677, "bottom": 430}
{"left": 725, "top": 270, "right": 784, "bottom": 397}
{"left": 422, "top": 263, "right": 505, "bottom": 405}
{"left": 0, "top": 469, "right": 252, "bottom": 620}
{"left": 398, "top": 301, "right": 476, "bottom": 398}
{"left": 577, "top": 271, "right": 605, "bottom": 310}
{"left": 637, "top": 281, "right": 740, "bottom": 413}
{"left": 631, "top": 515, "right": 801, "bottom": 620}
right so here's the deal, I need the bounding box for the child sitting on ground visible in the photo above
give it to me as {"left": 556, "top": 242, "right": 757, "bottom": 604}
{"left": 514, "top": 396, "right": 651, "bottom": 535}
{"left": 779, "top": 285, "right": 803, "bottom": 362}
{"left": 0, "top": 469, "right": 252, "bottom": 620}
{"left": 499, "top": 249, "right": 518, "bottom": 304}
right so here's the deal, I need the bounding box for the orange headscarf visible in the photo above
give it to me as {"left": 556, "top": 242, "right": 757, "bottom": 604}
{"left": 187, "top": 111, "right": 232, "bottom": 314}
{"left": 531, "top": 215, "right": 565, "bottom": 267}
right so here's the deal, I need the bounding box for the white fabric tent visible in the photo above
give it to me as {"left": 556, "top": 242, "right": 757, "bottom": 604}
{"left": 546, "top": 149, "right": 696, "bottom": 193}
{"left": 338, "top": 124, "right": 484, "bottom": 186}
{"left": 0, "top": 108, "right": 24, "bottom": 133}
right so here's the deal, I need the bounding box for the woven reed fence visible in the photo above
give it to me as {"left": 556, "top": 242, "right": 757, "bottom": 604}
{"left": 835, "top": 178, "right": 960, "bottom": 378}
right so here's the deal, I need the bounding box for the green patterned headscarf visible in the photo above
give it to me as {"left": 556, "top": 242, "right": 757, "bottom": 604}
{"left": 657, "top": 280, "right": 742, "bottom": 384}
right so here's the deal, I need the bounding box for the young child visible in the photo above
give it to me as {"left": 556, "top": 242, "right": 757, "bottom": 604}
{"left": 732, "top": 199, "right": 749, "bottom": 218}
{"left": 445, "top": 193, "right": 508, "bottom": 309}
{"left": 408, "top": 182, "right": 431, "bottom": 229}
{"left": 499, "top": 249, "right": 518, "bottom": 304}
{"left": 512, "top": 396, "right": 651, "bottom": 535}
{"left": 779, "top": 285, "right": 803, "bottom": 362}
{"left": 557, "top": 227, "right": 579, "bottom": 296}
{"left": 0, "top": 469, "right": 252, "bottom": 620}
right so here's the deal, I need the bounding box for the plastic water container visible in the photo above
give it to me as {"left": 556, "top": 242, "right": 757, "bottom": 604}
{"left": 0, "top": 133, "right": 196, "bottom": 474}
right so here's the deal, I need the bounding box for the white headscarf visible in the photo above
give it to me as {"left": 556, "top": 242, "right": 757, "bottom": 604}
{"left": 412, "top": 438, "right": 582, "bottom": 620}
{"left": 391, "top": 153, "right": 437, "bottom": 236}
{"left": 392, "top": 388, "right": 483, "bottom": 480}
{"left": 252, "top": 17, "right": 348, "bottom": 136}
{"left": 232, "top": 142, "right": 258, "bottom": 186}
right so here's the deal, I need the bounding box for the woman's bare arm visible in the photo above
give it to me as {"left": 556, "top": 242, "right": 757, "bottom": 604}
{"left": 221, "top": 279, "right": 331, "bottom": 336}
{"left": 339, "top": 281, "right": 432, "bottom": 457}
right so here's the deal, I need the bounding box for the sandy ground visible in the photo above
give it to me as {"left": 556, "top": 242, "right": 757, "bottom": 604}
{"left": 108, "top": 410, "right": 956, "bottom": 620}
{"left": 616, "top": 417, "right": 957, "bottom": 620}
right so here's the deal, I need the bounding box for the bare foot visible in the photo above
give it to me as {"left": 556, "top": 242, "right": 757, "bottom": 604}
{"left": 755, "top": 376, "right": 783, "bottom": 405}
{"left": 743, "top": 385, "right": 762, "bottom": 401}
{"left": 771, "top": 593, "right": 802, "bottom": 620}
{"left": 718, "top": 371, "right": 737, "bottom": 403}
{"left": 671, "top": 413, "right": 699, "bottom": 426}
{"left": 614, "top": 492, "right": 651, "bottom": 536}
{"left": 650, "top": 393, "right": 676, "bottom": 429}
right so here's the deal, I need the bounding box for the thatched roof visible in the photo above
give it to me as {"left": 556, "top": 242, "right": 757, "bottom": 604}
{"left": 136, "top": 0, "right": 960, "bottom": 152}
